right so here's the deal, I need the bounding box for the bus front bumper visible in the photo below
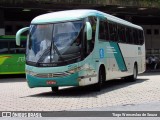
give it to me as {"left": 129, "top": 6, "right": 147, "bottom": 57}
{"left": 26, "top": 72, "right": 79, "bottom": 88}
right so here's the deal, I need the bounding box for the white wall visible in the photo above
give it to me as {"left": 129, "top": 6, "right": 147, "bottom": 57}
{"left": 141, "top": 25, "right": 160, "bottom": 58}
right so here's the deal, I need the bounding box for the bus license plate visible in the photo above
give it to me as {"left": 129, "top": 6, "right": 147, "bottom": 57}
{"left": 46, "top": 80, "right": 56, "bottom": 85}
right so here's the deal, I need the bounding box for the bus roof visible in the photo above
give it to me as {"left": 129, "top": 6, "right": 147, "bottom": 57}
{"left": 0, "top": 35, "right": 27, "bottom": 41}
{"left": 31, "top": 9, "right": 142, "bottom": 30}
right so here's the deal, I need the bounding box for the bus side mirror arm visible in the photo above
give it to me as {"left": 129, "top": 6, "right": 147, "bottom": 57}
{"left": 16, "top": 27, "right": 29, "bottom": 46}
{"left": 86, "top": 22, "right": 92, "bottom": 41}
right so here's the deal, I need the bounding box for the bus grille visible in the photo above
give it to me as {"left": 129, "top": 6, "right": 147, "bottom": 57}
{"left": 26, "top": 70, "right": 71, "bottom": 78}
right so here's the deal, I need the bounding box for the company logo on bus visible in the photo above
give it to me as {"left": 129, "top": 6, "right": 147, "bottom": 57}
{"left": 17, "top": 56, "right": 25, "bottom": 62}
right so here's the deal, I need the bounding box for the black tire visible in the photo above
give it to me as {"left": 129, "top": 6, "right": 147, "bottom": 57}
{"left": 128, "top": 64, "right": 138, "bottom": 82}
{"left": 51, "top": 87, "right": 59, "bottom": 93}
{"left": 94, "top": 67, "right": 105, "bottom": 91}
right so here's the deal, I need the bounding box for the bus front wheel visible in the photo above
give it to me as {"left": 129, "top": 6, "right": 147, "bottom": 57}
{"left": 51, "top": 87, "right": 59, "bottom": 93}
{"left": 94, "top": 67, "right": 105, "bottom": 91}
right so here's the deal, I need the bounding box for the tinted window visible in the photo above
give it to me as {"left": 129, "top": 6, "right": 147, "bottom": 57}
{"left": 122, "top": 26, "right": 126, "bottom": 43}
{"left": 118, "top": 25, "right": 125, "bottom": 43}
{"left": 133, "top": 29, "right": 139, "bottom": 44}
{"left": 105, "top": 21, "right": 109, "bottom": 40}
{"left": 109, "top": 22, "right": 117, "bottom": 41}
{"left": 9, "top": 41, "right": 26, "bottom": 54}
{"left": 99, "top": 20, "right": 106, "bottom": 40}
{"left": 113, "top": 23, "right": 118, "bottom": 41}
{"left": 129, "top": 28, "right": 133, "bottom": 44}
{"left": 138, "top": 30, "right": 144, "bottom": 45}
{"left": 109, "top": 23, "right": 113, "bottom": 40}
{"left": 0, "top": 41, "right": 9, "bottom": 54}
{"left": 126, "top": 27, "right": 131, "bottom": 43}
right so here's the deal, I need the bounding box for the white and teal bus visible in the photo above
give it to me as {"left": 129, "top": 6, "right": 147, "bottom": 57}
{"left": 16, "top": 10, "right": 145, "bottom": 92}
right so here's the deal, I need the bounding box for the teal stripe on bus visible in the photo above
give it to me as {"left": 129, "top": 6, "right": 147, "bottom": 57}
{"left": 109, "top": 42, "right": 127, "bottom": 71}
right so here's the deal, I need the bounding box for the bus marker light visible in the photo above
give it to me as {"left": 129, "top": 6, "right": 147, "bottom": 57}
{"left": 46, "top": 80, "right": 56, "bottom": 85}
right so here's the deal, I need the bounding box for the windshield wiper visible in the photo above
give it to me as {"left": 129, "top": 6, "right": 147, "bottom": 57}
{"left": 36, "top": 47, "right": 51, "bottom": 65}
{"left": 51, "top": 39, "right": 66, "bottom": 63}
{"left": 36, "top": 40, "right": 66, "bottom": 65}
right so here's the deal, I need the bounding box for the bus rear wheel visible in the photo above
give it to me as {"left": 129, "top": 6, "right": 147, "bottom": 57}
{"left": 128, "top": 64, "right": 138, "bottom": 82}
{"left": 51, "top": 87, "right": 59, "bottom": 93}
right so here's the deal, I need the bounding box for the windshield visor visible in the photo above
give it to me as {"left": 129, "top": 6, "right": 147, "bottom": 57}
{"left": 26, "top": 21, "right": 83, "bottom": 66}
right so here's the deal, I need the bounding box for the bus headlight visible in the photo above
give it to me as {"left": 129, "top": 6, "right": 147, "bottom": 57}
{"left": 67, "top": 64, "right": 90, "bottom": 74}
{"left": 67, "top": 67, "right": 81, "bottom": 74}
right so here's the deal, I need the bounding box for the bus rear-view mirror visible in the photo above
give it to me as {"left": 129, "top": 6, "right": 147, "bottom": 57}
{"left": 16, "top": 27, "right": 29, "bottom": 46}
{"left": 86, "top": 22, "right": 92, "bottom": 41}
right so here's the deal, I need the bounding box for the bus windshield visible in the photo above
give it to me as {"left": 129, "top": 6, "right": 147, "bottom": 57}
{"left": 27, "top": 20, "right": 83, "bottom": 66}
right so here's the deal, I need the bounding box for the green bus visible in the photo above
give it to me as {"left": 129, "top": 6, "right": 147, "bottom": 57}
{"left": 0, "top": 35, "right": 26, "bottom": 74}
{"left": 16, "top": 10, "right": 145, "bottom": 92}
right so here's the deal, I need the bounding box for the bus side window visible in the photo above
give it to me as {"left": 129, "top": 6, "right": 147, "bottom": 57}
{"left": 113, "top": 23, "right": 118, "bottom": 42}
{"left": 118, "top": 25, "right": 125, "bottom": 43}
{"left": 20, "top": 41, "right": 26, "bottom": 53}
{"left": 109, "top": 23, "right": 114, "bottom": 41}
{"left": 126, "top": 27, "right": 130, "bottom": 43}
{"left": 121, "top": 26, "right": 126, "bottom": 43}
{"left": 117, "top": 25, "right": 121, "bottom": 42}
{"left": 9, "top": 41, "right": 17, "bottom": 54}
{"left": 9, "top": 41, "right": 26, "bottom": 54}
{"left": 122, "top": 26, "right": 126, "bottom": 43}
{"left": 118, "top": 25, "right": 121, "bottom": 42}
{"left": 132, "top": 30, "right": 135, "bottom": 44}
{"left": 135, "top": 29, "right": 139, "bottom": 45}
{"left": 138, "top": 30, "right": 144, "bottom": 45}
{"left": 141, "top": 30, "right": 144, "bottom": 45}
{"left": 0, "top": 41, "right": 9, "bottom": 54}
{"left": 129, "top": 28, "right": 133, "bottom": 44}
{"left": 99, "top": 20, "right": 106, "bottom": 40}
{"left": 133, "top": 29, "right": 138, "bottom": 45}
{"left": 99, "top": 19, "right": 109, "bottom": 41}
{"left": 105, "top": 21, "right": 110, "bottom": 40}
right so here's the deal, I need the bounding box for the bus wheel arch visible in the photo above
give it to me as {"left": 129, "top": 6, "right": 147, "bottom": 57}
{"left": 94, "top": 64, "right": 106, "bottom": 91}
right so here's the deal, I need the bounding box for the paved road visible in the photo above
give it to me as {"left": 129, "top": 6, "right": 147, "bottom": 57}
{"left": 0, "top": 72, "right": 160, "bottom": 112}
